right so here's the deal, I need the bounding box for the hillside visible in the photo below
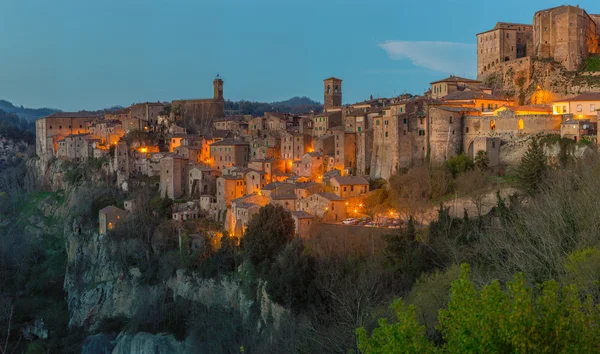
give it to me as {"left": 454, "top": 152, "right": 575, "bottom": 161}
{"left": 0, "top": 100, "right": 59, "bottom": 121}
{"left": 225, "top": 96, "right": 322, "bottom": 115}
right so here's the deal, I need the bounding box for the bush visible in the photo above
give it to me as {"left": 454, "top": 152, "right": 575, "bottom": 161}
{"left": 445, "top": 154, "right": 473, "bottom": 178}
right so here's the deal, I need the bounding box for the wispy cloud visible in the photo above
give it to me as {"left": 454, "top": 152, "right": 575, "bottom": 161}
{"left": 378, "top": 41, "right": 476, "bottom": 77}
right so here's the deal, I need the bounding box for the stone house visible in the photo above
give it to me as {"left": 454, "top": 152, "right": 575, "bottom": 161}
{"left": 229, "top": 194, "right": 269, "bottom": 236}
{"left": 561, "top": 119, "right": 596, "bottom": 142}
{"left": 35, "top": 112, "right": 98, "bottom": 163}
{"left": 294, "top": 181, "right": 323, "bottom": 199}
{"left": 260, "top": 182, "right": 295, "bottom": 198}
{"left": 312, "top": 109, "right": 343, "bottom": 137}
{"left": 159, "top": 155, "right": 187, "bottom": 199}
{"left": 245, "top": 170, "right": 267, "bottom": 195}
{"left": 130, "top": 102, "right": 165, "bottom": 129}
{"left": 99, "top": 205, "right": 128, "bottom": 236}
{"left": 216, "top": 174, "right": 246, "bottom": 209}
{"left": 296, "top": 192, "right": 346, "bottom": 222}
{"left": 56, "top": 134, "right": 101, "bottom": 162}
{"left": 300, "top": 152, "right": 324, "bottom": 178}
{"left": 172, "top": 201, "right": 201, "bottom": 222}
{"left": 188, "top": 166, "right": 218, "bottom": 197}
{"left": 270, "top": 193, "right": 297, "bottom": 212}
{"left": 171, "top": 78, "right": 225, "bottom": 136}
{"left": 115, "top": 140, "right": 130, "bottom": 185}
{"left": 174, "top": 145, "right": 204, "bottom": 164}
{"left": 330, "top": 176, "right": 369, "bottom": 199}
{"left": 280, "top": 132, "right": 311, "bottom": 161}
{"left": 292, "top": 211, "right": 314, "bottom": 238}
{"left": 209, "top": 139, "right": 250, "bottom": 171}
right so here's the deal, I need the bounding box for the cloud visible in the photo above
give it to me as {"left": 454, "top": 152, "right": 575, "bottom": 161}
{"left": 378, "top": 41, "right": 476, "bottom": 77}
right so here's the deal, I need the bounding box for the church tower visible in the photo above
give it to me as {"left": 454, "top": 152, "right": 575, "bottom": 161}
{"left": 323, "top": 77, "right": 342, "bottom": 109}
{"left": 213, "top": 75, "right": 224, "bottom": 101}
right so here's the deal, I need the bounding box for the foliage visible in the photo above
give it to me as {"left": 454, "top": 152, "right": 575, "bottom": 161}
{"left": 516, "top": 138, "right": 547, "bottom": 195}
{"left": 473, "top": 150, "right": 489, "bottom": 171}
{"left": 241, "top": 204, "right": 295, "bottom": 274}
{"left": 265, "top": 238, "right": 320, "bottom": 314}
{"left": 224, "top": 96, "right": 322, "bottom": 116}
{"left": 369, "top": 178, "right": 387, "bottom": 190}
{"left": 357, "top": 299, "right": 436, "bottom": 354}
{"left": 360, "top": 264, "right": 600, "bottom": 353}
{"left": 445, "top": 154, "right": 473, "bottom": 178}
{"left": 583, "top": 55, "right": 600, "bottom": 72}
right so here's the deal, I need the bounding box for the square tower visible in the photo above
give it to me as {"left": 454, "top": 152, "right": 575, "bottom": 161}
{"left": 213, "top": 75, "right": 224, "bottom": 101}
{"left": 323, "top": 77, "right": 342, "bottom": 109}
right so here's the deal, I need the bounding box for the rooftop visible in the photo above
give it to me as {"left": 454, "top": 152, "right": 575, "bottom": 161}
{"left": 292, "top": 210, "right": 314, "bottom": 219}
{"left": 270, "top": 193, "right": 297, "bottom": 200}
{"left": 556, "top": 92, "right": 600, "bottom": 102}
{"left": 430, "top": 75, "right": 481, "bottom": 85}
{"left": 316, "top": 192, "right": 344, "bottom": 201}
{"left": 331, "top": 176, "right": 369, "bottom": 185}
{"left": 42, "top": 112, "right": 100, "bottom": 120}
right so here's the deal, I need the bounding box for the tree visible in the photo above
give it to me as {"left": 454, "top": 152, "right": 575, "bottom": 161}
{"left": 241, "top": 204, "right": 295, "bottom": 273}
{"left": 359, "top": 264, "right": 600, "bottom": 353}
{"left": 473, "top": 150, "right": 489, "bottom": 171}
{"left": 517, "top": 138, "right": 547, "bottom": 195}
{"left": 455, "top": 169, "right": 490, "bottom": 218}
{"left": 445, "top": 154, "right": 473, "bottom": 178}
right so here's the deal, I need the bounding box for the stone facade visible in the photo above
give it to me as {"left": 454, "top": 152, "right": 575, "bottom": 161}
{"left": 477, "top": 23, "right": 533, "bottom": 78}
{"left": 534, "top": 6, "right": 599, "bottom": 71}
{"left": 330, "top": 176, "right": 369, "bottom": 199}
{"left": 35, "top": 112, "right": 98, "bottom": 164}
{"left": 295, "top": 192, "right": 346, "bottom": 222}
{"left": 323, "top": 77, "right": 342, "bottom": 109}
{"left": 159, "top": 155, "right": 186, "bottom": 199}
{"left": 99, "top": 206, "right": 128, "bottom": 235}
{"left": 171, "top": 78, "right": 225, "bottom": 135}
{"left": 209, "top": 139, "right": 250, "bottom": 171}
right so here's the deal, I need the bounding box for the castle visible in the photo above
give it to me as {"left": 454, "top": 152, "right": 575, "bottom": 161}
{"left": 478, "top": 5, "right": 600, "bottom": 79}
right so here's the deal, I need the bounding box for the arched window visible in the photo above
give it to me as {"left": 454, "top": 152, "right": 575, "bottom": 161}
{"left": 108, "top": 222, "right": 113, "bottom": 229}
{"left": 327, "top": 85, "right": 331, "bottom": 94}
{"left": 490, "top": 120, "right": 496, "bottom": 131}
{"left": 518, "top": 118, "right": 524, "bottom": 130}
{"left": 335, "top": 85, "right": 339, "bottom": 93}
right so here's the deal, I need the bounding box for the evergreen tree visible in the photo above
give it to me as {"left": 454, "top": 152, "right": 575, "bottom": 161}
{"left": 474, "top": 150, "right": 489, "bottom": 171}
{"left": 241, "top": 204, "right": 295, "bottom": 274}
{"left": 516, "top": 138, "right": 547, "bottom": 195}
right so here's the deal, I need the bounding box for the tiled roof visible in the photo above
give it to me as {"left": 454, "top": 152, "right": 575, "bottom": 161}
{"left": 316, "top": 192, "right": 344, "bottom": 201}
{"left": 262, "top": 182, "right": 284, "bottom": 190}
{"left": 442, "top": 91, "right": 507, "bottom": 101}
{"left": 271, "top": 194, "right": 297, "bottom": 200}
{"left": 557, "top": 92, "right": 600, "bottom": 102}
{"left": 433, "top": 106, "right": 480, "bottom": 113}
{"left": 331, "top": 176, "right": 369, "bottom": 186}
{"left": 43, "top": 112, "right": 100, "bottom": 120}
{"left": 210, "top": 138, "right": 249, "bottom": 146}
{"left": 430, "top": 75, "right": 481, "bottom": 85}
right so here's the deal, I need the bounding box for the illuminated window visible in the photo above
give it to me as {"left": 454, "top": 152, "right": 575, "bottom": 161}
{"left": 490, "top": 120, "right": 496, "bottom": 131}
{"left": 577, "top": 104, "right": 582, "bottom": 112}
{"left": 108, "top": 222, "right": 113, "bottom": 229}
{"left": 518, "top": 119, "right": 524, "bottom": 130}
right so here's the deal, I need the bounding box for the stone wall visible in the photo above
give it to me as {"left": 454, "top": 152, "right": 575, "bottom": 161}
{"left": 428, "top": 107, "right": 464, "bottom": 163}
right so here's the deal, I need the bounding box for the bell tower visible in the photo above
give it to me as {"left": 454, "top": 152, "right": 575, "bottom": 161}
{"left": 323, "top": 77, "right": 342, "bottom": 109}
{"left": 213, "top": 74, "right": 224, "bottom": 101}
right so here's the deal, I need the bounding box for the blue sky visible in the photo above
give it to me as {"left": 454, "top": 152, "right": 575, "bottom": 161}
{"left": 0, "top": 0, "right": 597, "bottom": 111}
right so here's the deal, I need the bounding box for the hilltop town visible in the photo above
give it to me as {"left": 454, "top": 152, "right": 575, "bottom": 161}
{"left": 31, "top": 4, "right": 600, "bottom": 239}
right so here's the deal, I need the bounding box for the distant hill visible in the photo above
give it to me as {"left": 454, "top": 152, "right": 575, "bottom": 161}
{"left": 0, "top": 100, "right": 60, "bottom": 121}
{"left": 225, "top": 96, "right": 322, "bottom": 116}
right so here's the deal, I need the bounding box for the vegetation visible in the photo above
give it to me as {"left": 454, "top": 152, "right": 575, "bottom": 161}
{"left": 583, "top": 54, "right": 600, "bottom": 72}
{"left": 516, "top": 138, "right": 547, "bottom": 195}
{"left": 224, "top": 96, "right": 322, "bottom": 115}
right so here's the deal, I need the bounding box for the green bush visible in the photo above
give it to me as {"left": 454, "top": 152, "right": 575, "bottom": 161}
{"left": 445, "top": 154, "right": 473, "bottom": 177}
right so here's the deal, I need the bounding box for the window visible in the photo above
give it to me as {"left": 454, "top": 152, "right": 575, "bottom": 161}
{"left": 343, "top": 187, "right": 347, "bottom": 191}
{"left": 577, "top": 104, "right": 582, "bottom": 112}
{"left": 490, "top": 120, "right": 496, "bottom": 131}
{"left": 376, "top": 120, "right": 380, "bottom": 126}
{"left": 466, "top": 127, "right": 469, "bottom": 133}
{"left": 385, "top": 132, "right": 388, "bottom": 138}
{"left": 449, "top": 117, "right": 453, "bottom": 124}
{"left": 403, "top": 130, "right": 406, "bottom": 136}
{"left": 492, "top": 141, "right": 496, "bottom": 148}
{"left": 357, "top": 127, "right": 361, "bottom": 132}
{"left": 518, "top": 119, "right": 524, "bottom": 130}
{"left": 403, "top": 118, "right": 407, "bottom": 124}
{"left": 563, "top": 105, "right": 567, "bottom": 113}
{"left": 591, "top": 104, "right": 595, "bottom": 112}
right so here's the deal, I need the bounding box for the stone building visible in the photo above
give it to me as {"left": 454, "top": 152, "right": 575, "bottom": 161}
{"left": 129, "top": 102, "right": 165, "bottom": 130}
{"left": 216, "top": 175, "right": 246, "bottom": 208}
{"left": 188, "top": 166, "right": 218, "bottom": 197}
{"left": 280, "top": 132, "right": 313, "bottom": 161}
{"left": 331, "top": 129, "right": 356, "bottom": 174}
{"left": 35, "top": 112, "right": 98, "bottom": 163}
{"left": 477, "top": 23, "right": 533, "bottom": 78}
{"left": 159, "top": 155, "right": 187, "bottom": 199}
{"left": 88, "top": 121, "right": 124, "bottom": 145}
{"left": 323, "top": 77, "right": 342, "bottom": 109}
{"left": 430, "top": 76, "right": 484, "bottom": 100}
{"left": 296, "top": 192, "right": 346, "bottom": 222}
{"left": 291, "top": 211, "right": 314, "bottom": 239}
{"left": 245, "top": 170, "right": 267, "bottom": 195}
{"left": 299, "top": 152, "right": 324, "bottom": 178}
{"left": 56, "top": 134, "right": 101, "bottom": 162}
{"left": 428, "top": 106, "right": 478, "bottom": 162}
{"left": 98, "top": 205, "right": 128, "bottom": 236}
{"left": 209, "top": 139, "right": 250, "bottom": 171}
{"left": 115, "top": 140, "right": 131, "bottom": 185}
{"left": 270, "top": 193, "right": 297, "bottom": 212}
{"left": 534, "top": 6, "right": 599, "bottom": 71}
{"left": 171, "top": 76, "right": 225, "bottom": 135}
{"left": 313, "top": 110, "right": 343, "bottom": 137}
{"left": 330, "top": 176, "right": 369, "bottom": 199}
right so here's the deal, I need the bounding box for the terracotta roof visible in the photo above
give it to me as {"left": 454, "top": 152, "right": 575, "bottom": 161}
{"left": 430, "top": 75, "right": 481, "bottom": 85}
{"left": 316, "top": 192, "right": 344, "bottom": 201}
{"left": 220, "top": 174, "right": 244, "bottom": 180}
{"left": 99, "top": 205, "right": 127, "bottom": 215}
{"left": 43, "top": 112, "right": 100, "bottom": 120}
{"left": 499, "top": 105, "right": 552, "bottom": 113}
{"left": 270, "top": 194, "right": 297, "bottom": 200}
{"left": 323, "top": 77, "right": 343, "bottom": 81}
{"left": 557, "top": 92, "right": 600, "bottom": 102}
{"left": 331, "top": 176, "right": 369, "bottom": 186}
{"left": 433, "top": 106, "right": 480, "bottom": 113}
{"left": 262, "top": 182, "right": 284, "bottom": 190}
{"left": 210, "top": 139, "right": 249, "bottom": 146}
{"left": 442, "top": 91, "right": 506, "bottom": 101}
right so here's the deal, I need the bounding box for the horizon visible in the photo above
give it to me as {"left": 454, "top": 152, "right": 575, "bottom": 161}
{"left": 1, "top": 0, "right": 598, "bottom": 111}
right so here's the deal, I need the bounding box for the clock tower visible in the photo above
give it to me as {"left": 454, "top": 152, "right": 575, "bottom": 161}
{"left": 213, "top": 75, "right": 224, "bottom": 101}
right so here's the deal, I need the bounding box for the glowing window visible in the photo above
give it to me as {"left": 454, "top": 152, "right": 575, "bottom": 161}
{"left": 490, "top": 120, "right": 496, "bottom": 131}
{"left": 108, "top": 222, "right": 113, "bottom": 229}
{"left": 518, "top": 119, "right": 524, "bottom": 130}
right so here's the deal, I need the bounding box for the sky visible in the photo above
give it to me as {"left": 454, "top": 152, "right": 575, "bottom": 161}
{"left": 0, "top": 0, "right": 598, "bottom": 111}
